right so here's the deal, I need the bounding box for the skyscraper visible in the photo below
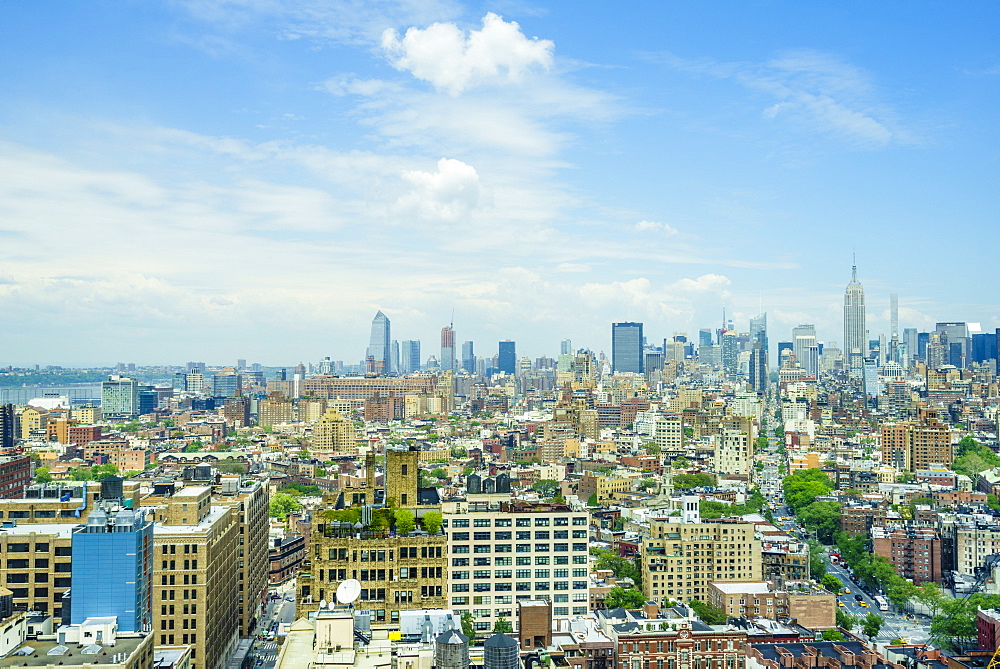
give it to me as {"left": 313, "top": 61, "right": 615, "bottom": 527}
{"left": 792, "top": 324, "right": 818, "bottom": 377}
{"left": 498, "top": 340, "right": 516, "bottom": 374}
{"left": 721, "top": 330, "right": 738, "bottom": 377}
{"left": 844, "top": 261, "right": 866, "bottom": 376}
{"left": 401, "top": 340, "right": 421, "bottom": 373}
{"left": 440, "top": 325, "right": 455, "bottom": 372}
{"left": 367, "top": 310, "right": 391, "bottom": 375}
{"left": 749, "top": 313, "right": 768, "bottom": 368}
{"left": 560, "top": 338, "right": 573, "bottom": 355}
{"left": 612, "top": 322, "right": 644, "bottom": 373}
{"left": 462, "top": 341, "right": 476, "bottom": 373}
{"left": 0, "top": 404, "right": 14, "bottom": 450}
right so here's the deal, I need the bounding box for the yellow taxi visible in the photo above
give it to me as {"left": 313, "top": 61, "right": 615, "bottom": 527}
{"left": 844, "top": 588, "right": 850, "bottom": 594}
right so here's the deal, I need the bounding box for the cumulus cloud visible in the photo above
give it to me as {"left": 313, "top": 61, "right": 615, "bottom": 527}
{"left": 634, "top": 220, "right": 678, "bottom": 235}
{"left": 397, "top": 157, "right": 483, "bottom": 221}
{"left": 381, "top": 12, "right": 553, "bottom": 95}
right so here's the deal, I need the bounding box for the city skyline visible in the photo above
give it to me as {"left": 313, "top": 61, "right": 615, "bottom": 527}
{"left": 1, "top": 2, "right": 999, "bottom": 365}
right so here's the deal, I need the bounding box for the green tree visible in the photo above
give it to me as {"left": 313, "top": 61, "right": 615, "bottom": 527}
{"left": 492, "top": 616, "right": 513, "bottom": 633}
{"left": 688, "top": 600, "right": 727, "bottom": 625}
{"left": 914, "top": 582, "right": 945, "bottom": 617}
{"left": 782, "top": 469, "right": 833, "bottom": 512}
{"left": 861, "top": 612, "right": 884, "bottom": 640}
{"left": 672, "top": 456, "right": 690, "bottom": 469}
{"left": 532, "top": 479, "right": 561, "bottom": 497}
{"left": 821, "top": 574, "right": 843, "bottom": 592}
{"left": 639, "top": 478, "right": 658, "bottom": 490}
{"left": 430, "top": 467, "right": 447, "bottom": 480}
{"left": 604, "top": 586, "right": 646, "bottom": 609}
{"left": 184, "top": 439, "right": 204, "bottom": 453}
{"left": 807, "top": 539, "right": 827, "bottom": 579}
{"left": 92, "top": 463, "right": 119, "bottom": 481}
{"left": 798, "top": 500, "right": 842, "bottom": 543}
{"left": 270, "top": 492, "right": 303, "bottom": 519}
{"left": 821, "top": 630, "right": 844, "bottom": 641}
{"left": 422, "top": 511, "right": 443, "bottom": 534}
{"left": 673, "top": 473, "right": 714, "bottom": 490}
{"left": 836, "top": 609, "right": 856, "bottom": 631}
{"left": 587, "top": 493, "right": 599, "bottom": 507}
{"left": 896, "top": 471, "right": 915, "bottom": 483}
{"left": 394, "top": 509, "right": 415, "bottom": 535}
{"left": 461, "top": 610, "right": 476, "bottom": 640}
{"left": 930, "top": 592, "right": 1000, "bottom": 651}
{"left": 218, "top": 462, "right": 246, "bottom": 474}
{"left": 34, "top": 467, "right": 52, "bottom": 484}
{"left": 594, "top": 550, "right": 642, "bottom": 585}
{"left": 69, "top": 467, "right": 93, "bottom": 481}
{"left": 645, "top": 444, "right": 661, "bottom": 455}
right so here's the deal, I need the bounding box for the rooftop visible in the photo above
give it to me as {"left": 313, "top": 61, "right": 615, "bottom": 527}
{"left": 0, "top": 634, "right": 149, "bottom": 668}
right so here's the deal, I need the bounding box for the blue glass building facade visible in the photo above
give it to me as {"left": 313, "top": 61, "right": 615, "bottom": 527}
{"left": 70, "top": 507, "right": 153, "bottom": 633}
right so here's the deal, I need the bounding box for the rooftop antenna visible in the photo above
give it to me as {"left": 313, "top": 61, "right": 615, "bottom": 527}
{"left": 450, "top": 309, "right": 454, "bottom": 330}
{"left": 852, "top": 250, "right": 857, "bottom": 282}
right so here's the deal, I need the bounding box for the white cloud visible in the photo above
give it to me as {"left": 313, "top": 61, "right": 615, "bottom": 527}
{"left": 397, "top": 158, "right": 484, "bottom": 221}
{"left": 658, "top": 49, "right": 908, "bottom": 149}
{"left": 381, "top": 13, "right": 553, "bottom": 95}
{"left": 555, "top": 263, "right": 591, "bottom": 273}
{"left": 634, "top": 220, "right": 678, "bottom": 235}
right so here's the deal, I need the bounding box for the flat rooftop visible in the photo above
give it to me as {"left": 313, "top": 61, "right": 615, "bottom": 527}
{"left": 0, "top": 635, "right": 148, "bottom": 667}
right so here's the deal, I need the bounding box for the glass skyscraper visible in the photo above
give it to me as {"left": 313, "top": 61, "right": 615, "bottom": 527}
{"left": 367, "top": 310, "right": 391, "bottom": 374}
{"left": 611, "top": 322, "right": 643, "bottom": 373}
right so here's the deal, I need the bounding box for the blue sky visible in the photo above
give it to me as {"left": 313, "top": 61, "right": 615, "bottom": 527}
{"left": 1, "top": 1, "right": 998, "bottom": 366}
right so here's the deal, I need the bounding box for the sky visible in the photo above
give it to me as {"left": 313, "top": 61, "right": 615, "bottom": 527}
{"left": 1, "top": 1, "right": 998, "bottom": 367}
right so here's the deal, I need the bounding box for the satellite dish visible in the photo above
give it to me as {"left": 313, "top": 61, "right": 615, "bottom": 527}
{"left": 336, "top": 579, "right": 362, "bottom": 604}
{"left": 319, "top": 600, "right": 328, "bottom": 610}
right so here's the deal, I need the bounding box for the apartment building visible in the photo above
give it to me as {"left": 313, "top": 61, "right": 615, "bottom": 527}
{"left": 872, "top": 526, "right": 942, "bottom": 585}
{"left": 707, "top": 581, "right": 836, "bottom": 629}
{"left": 445, "top": 499, "right": 590, "bottom": 632}
{"left": 954, "top": 522, "right": 1000, "bottom": 578}
{"left": 641, "top": 504, "right": 762, "bottom": 604}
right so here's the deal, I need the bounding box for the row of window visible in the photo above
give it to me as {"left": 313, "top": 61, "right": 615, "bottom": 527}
{"left": 449, "top": 517, "right": 587, "bottom": 528}
{"left": 0, "top": 543, "right": 66, "bottom": 554}
{"left": 453, "top": 568, "right": 587, "bottom": 579}
{"left": 451, "top": 593, "right": 588, "bottom": 605}
{"left": 452, "top": 581, "right": 587, "bottom": 592}
{"left": 451, "top": 530, "right": 587, "bottom": 540}
{"left": 452, "top": 543, "right": 587, "bottom": 554}
{"left": 452, "top": 555, "right": 587, "bottom": 566}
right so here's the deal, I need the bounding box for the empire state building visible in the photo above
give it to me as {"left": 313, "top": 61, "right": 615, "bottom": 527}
{"left": 844, "top": 262, "right": 866, "bottom": 376}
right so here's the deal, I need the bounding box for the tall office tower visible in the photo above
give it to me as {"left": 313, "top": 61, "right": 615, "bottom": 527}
{"left": 212, "top": 372, "right": 240, "bottom": 397}
{"left": 236, "top": 358, "right": 246, "bottom": 370}
{"left": 612, "top": 322, "right": 644, "bottom": 373}
{"left": 889, "top": 293, "right": 900, "bottom": 363}
{"left": 699, "top": 329, "right": 713, "bottom": 348}
{"left": 498, "top": 340, "right": 516, "bottom": 374}
{"left": 367, "top": 310, "right": 391, "bottom": 375}
{"left": 440, "top": 325, "right": 456, "bottom": 372}
{"left": 461, "top": 341, "right": 476, "bottom": 373}
{"left": 749, "top": 342, "right": 767, "bottom": 394}
{"left": 903, "top": 327, "right": 918, "bottom": 368}
{"left": 186, "top": 361, "right": 207, "bottom": 374}
{"left": 721, "top": 330, "right": 739, "bottom": 376}
{"left": 844, "top": 260, "right": 866, "bottom": 376}
{"left": 791, "top": 325, "right": 818, "bottom": 377}
{"left": 390, "top": 340, "right": 400, "bottom": 375}
{"left": 936, "top": 322, "right": 970, "bottom": 368}
{"left": 749, "top": 313, "right": 768, "bottom": 366}
{"left": 400, "top": 340, "right": 421, "bottom": 373}
{"left": 71, "top": 505, "right": 154, "bottom": 633}
{"left": 560, "top": 338, "right": 573, "bottom": 355}
{"left": 0, "top": 404, "right": 14, "bottom": 449}
{"left": 101, "top": 375, "right": 140, "bottom": 418}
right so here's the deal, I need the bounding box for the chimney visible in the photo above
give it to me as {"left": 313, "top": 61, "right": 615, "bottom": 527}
{"left": 643, "top": 601, "right": 659, "bottom": 619}
{"left": 366, "top": 451, "right": 376, "bottom": 489}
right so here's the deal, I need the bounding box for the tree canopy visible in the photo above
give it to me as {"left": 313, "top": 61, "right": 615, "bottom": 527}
{"left": 673, "top": 473, "right": 714, "bottom": 490}
{"left": 270, "top": 492, "right": 302, "bottom": 519}
{"left": 781, "top": 468, "right": 833, "bottom": 512}
{"left": 797, "top": 500, "right": 842, "bottom": 543}
{"left": 604, "top": 586, "right": 645, "bottom": 609}
{"left": 688, "top": 599, "right": 727, "bottom": 625}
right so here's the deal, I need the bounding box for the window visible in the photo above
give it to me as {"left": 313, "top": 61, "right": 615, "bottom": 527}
{"left": 453, "top": 532, "right": 469, "bottom": 541}
{"left": 573, "top": 517, "right": 587, "bottom": 526}
{"left": 535, "top": 531, "right": 550, "bottom": 540}
{"left": 516, "top": 569, "right": 531, "bottom": 579}
{"left": 516, "top": 531, "right": 531, "bottom": 540}
{"left": 473, "top": 570, "right": 491, "bottom": 579}
{"left": 452, "top": 558, "right": 469, "bottom": 566}
{"left": 453, "top": 546, "right": 469, "bottom": 554}
{"left": 7, "top": 544, "right": 28, "bottom": 553}
{"left": 535, "top": 556, "right": 550, "bottom": 565}
{"left": 474, "top": 518, "right": 491, "bottom": 527}
{"left": 535, "top": 544, "right": 549, "bottom": 552}
{"left": 554, "top": 543, "right": 569, "bottom": 552}
{"left": 516, "top": 518, "right": 531, "bottom": 527}
{"left": 451, "top": 519, "right": 469, "bottom": 527}
{"left": 495, "top": 532, "right": 511, "bottom": 540}
{"left": 535, "top": 518, "right": 549, "bottom": 527}
{"left": 474, "top": 546, "right": 491, "bottom": 553}
{"left": 495, "top": 519, "right": 511, "bottom": 527}
{"left": 516, "top": 557, "right": 531, "bottom": 565}
{"left": 535, "top": 569, "right": 550, "bottom": 578}
{"left": 473, "top": 532, "right": 491, "bottom": 541}
{"left": 452, "top": 584, "right": 469, "bottom": 592}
